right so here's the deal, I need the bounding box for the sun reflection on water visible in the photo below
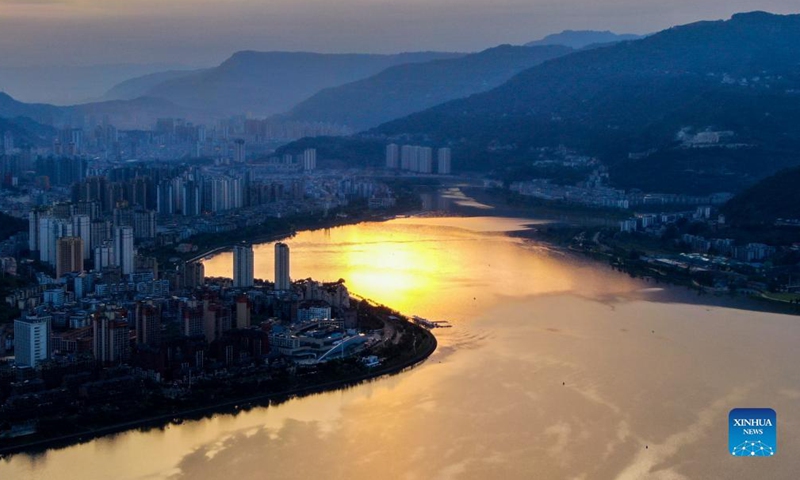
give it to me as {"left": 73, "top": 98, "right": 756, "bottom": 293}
{"left": 202, "top": 217, "right": 628, "bottom": 320}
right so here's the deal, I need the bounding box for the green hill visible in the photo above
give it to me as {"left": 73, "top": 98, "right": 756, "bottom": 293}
{"left": 722, "top": 166, "right": 800, "bottom": 226}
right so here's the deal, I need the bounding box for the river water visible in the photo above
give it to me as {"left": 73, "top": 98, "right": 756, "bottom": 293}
{"left": 3, "top": 215, "right": 800, "bottom": 479}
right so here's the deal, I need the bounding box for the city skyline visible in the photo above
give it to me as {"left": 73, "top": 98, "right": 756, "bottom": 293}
{"left": 0, "top": 1, "right": 798, "bottom": 67}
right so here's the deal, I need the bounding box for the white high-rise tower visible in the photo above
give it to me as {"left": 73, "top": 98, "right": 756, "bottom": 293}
{"left": 14, "top": 315, "right": 51, "bottom": 368}
{"left": 437, "top": 148, "right": 452, "bottom": 175}
{"left": 114, "top": 226, "right": 134, "bottom": 275}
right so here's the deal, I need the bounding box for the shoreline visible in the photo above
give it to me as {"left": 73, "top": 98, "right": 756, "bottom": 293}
{"left": 4, "top": 184, "right": 792, "bottom": 458}
{"left": 0, "top": 316, "right": 437, "bottom": 458}
{"left": 441, "top": 184, "right": 800, "bottom": 317}
{"left": 192, "top": 185, "right": 800, "bottom": 319}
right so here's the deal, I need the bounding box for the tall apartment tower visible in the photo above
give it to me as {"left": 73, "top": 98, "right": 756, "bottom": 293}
{"left": 14, "top": 315, "right": 51, "bottom": 368}
{"left": 419, "top": 147, "right": 433, "bottom": 173}
{"left": 136, "top": 302, "right": 161, "bottom": 348}
{"left": 182, "top": 301, "right": 205, "bottom": 337}
{"left": 235, "top": 295, "right": 251, "bottom": 329}
{"left": 386, "top": 143, "right": 399, "bottom": 169}
{"left": 93, "top": 315, "right": 130, "bottom": 364}
{"left": 56, "top": 236, "right": 84, "bottom": 278}
{"left": 28, "top": 210, "right": 40, "bottom": 253}
{"left": 233, "top": 244, "right": 254, "bottom": 288}
{"left": 400, "top": 145, "right": 413, "bottom": 170}
{"left": 274, "top": 242, "right": 291, "bottom": 291}
{"left": 302, "top": 148, "right": 317, "bottom": 171}
{"left": 39, "top": 217, "right": 73, "bottom": 265}
{"left": 183, "top": 261, "right": 205, "bottom": 289}
{"left": 437, "top": 148, "right": 452, "bottom": 175}
{"left": 94, "top": 242, "right": 115, "bottom": 270}
{"left": 114, "top": 226, "right": 134, "bottom": 275}
{"left": 233, "top": 139, "right": 246, "bottom": 163}
{"left": 72, "top": 214, "right": 91, "bottom": 257}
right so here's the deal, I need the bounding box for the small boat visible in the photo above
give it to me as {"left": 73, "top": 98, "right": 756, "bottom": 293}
{"left": 412, "top": 316, "right": 452, "bottom": 329}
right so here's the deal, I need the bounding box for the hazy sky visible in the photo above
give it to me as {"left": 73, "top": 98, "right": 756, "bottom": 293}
{"left": 0, "top": 0, "right": 797, "bottom": 67}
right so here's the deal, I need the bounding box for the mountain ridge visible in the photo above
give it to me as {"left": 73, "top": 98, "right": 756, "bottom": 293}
{"left": 120, "top": 50, "right": 465, "bottom": 117}
{"left": 525, "top": 30, "right": 644, "bottom": 48}
{"left": 279, "top": 44, "right": 573, "bottom": 131}
{"left": 361, "top": 11, "right": 800, "bottom": 194}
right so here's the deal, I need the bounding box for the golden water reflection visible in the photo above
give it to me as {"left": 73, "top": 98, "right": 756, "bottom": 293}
{"left": 202, "top": 217, "right": 636, "bottom": 320}
{"left": 6, "top": 217, "right": 798, "bottom": 480}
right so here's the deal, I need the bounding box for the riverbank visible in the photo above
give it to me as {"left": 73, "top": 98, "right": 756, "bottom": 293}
{"left": 450, "top": 186, "right": 800, "bottom": 317}
{"left": 147, "top": 179, "right": 427, "bottom": 266}
{"left": 0, "top": 313, "right": 437, "bottom": 457}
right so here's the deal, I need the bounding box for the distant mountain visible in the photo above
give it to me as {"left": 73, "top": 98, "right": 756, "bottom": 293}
{"left": 0, "top": 63, "right": 198, "bottom": 105}
{"left": 69, "top": 96, "right": 209, "bottom": 130}
{"left": 368, "top": 12, "right": 800, "bottom": 194}
{"left": 280, "top": 45, "right": 572, "bottom": 131}
{"left": 0, "top": 115, "right": 56, "bottom": 147}
{"left": 101, "top": 69, "right": 202, "bottom": 101}
{"left": 1, "top": 50, "right": 463, "bottom": 130}
{"left": 0, "top": 92, "right": 64, "bottom": 126}
{"left": 0, "top": 91, "right": 207, "bottom": 130}
{"left": 130, "top": 50, "right": 464, "bottom": 117}
{"left": 525, "top": 30, "right": 643, "bottom": 49}
{"left": 722, "top": 166, "right": 800, "bottom": 226}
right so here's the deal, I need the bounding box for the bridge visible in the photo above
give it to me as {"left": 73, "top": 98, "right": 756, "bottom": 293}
{"left": 314, "top": 335, "right": 370, "bottom": 364}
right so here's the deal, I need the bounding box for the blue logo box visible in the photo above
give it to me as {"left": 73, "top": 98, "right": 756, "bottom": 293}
{"left": 729, "top": 408, "right": 776, "bottom": 457}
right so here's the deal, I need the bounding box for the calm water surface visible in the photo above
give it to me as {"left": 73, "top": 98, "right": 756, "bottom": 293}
{"left": 4, "top": 216, "right": 800, "bottom": 479}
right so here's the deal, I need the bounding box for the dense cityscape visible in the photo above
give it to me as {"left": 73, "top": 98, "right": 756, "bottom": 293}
{"left": 2, "top": 4, "right": 800, "bottom": 479}
{"left": 0, "top": 121, "right": 453, "bottom": 449}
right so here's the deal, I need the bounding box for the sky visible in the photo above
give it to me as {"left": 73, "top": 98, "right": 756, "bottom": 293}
{"left": 0, "top": 0, "right": 798, "bottom": 67}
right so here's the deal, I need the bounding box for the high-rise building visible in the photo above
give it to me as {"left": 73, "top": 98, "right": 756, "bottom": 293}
{"left": 233, "top": 244, "right": 254, "bottom": 288}
{"left": 437, "top": 148, "right": 452, "bottom": 175}
{"left": 56, "top": 236, "right": 84, "bottom": 278}
{"left": 156, "top": 181, "right": 174, "bottom": 215}
{"left": 14, "top": 315, "right": 51, "bottom": 368}
{"left": 2, "top": 131, "right": 14, "bottom": 154}
{"left": 274, "top": 242, "right": 291, "bottom": 291}
{"left": 93, "top": 315, "right": 130, "bottom": 364}
{"left": 113, "top": 208, "right": 156, "bottom": 239}
{"left": 203, "top": 175, "right": 245, "bottom": 213}
{"left": 182, "top": 181, "right": 202, "bottom": 216}
{"left": 401, "top": 144, "right": 421, "bottom": 171}
{"left": 114, "top": 226, "right": 134, "bottom": 275}
{"left": 235, "top": 295, "right": 251, "bottom": 329}
{"left": 183, "top": 261, "right": 205, "bottom": 289}
{"left": 233, "top": 139, "right": 246, "bottom": 163}
{"left": 38, "top": 217, "right": 74, "bottom": 266}
{"left": 28, "top": 210, "right": 41, "bottom": 253}
{"left": 72, "top": 214, "right": 91, "bottom": 257}
{"left": 203, "top": 303, "right": 232, "bottom": 342}
{"left": 90, "top": 219, "right": 112, "bottom": 251}
{"left": 94, "top": 242, "right": 115, "bottom": 270}
{"left": 302, "top": 148, "right": 317, "bottom": 171}
{"left": 136, "top": 302, "right": 161, "bottom": 347}
{"left": 386, "top": 143, "right": 399, "bottom": 169}
{"left": 419, "top": 147, "right": 433, "bottom": 173}
{"left": 182, "top": 301, "right": 205, "bottom": 337}
{"left": 72, "top": 201, "right": 99, "bottom": 220}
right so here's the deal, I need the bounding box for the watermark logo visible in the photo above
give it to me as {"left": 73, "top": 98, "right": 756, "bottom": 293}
{"left": 729, "top": 408, "right": 776, "bottom": 457}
